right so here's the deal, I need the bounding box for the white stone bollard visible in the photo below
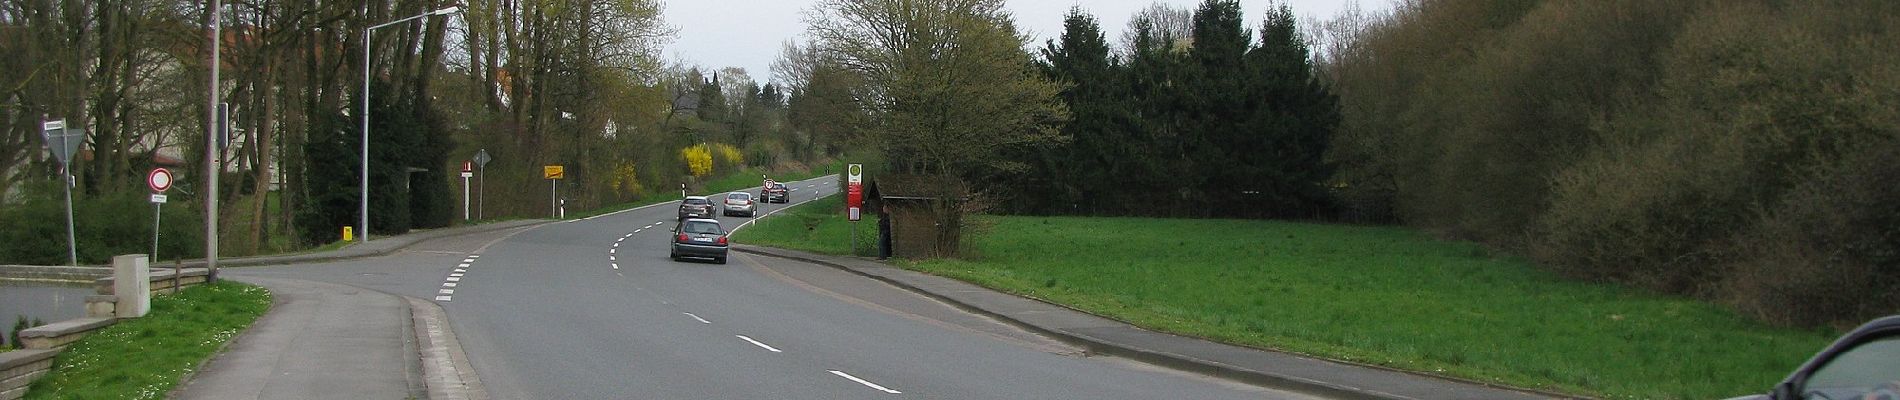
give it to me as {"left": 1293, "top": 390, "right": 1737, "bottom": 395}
{"left": 113, "top": 254, "right": 151, "bottom": 318}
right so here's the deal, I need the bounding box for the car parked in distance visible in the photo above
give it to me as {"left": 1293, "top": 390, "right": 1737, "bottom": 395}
{"left": 677, "top": 196, "right": 716, "bottom": 220}
{"left": 669, "top": 218, "right": 728, "bottom": 264}
{"left": 723, "top": 192, "right": 757, "bottom": 217}
{"left": 1725, "top": 315, "right": 1900, "bottom": 400}
{"left": 761, "top": 182, "right": 790, "bottom": 203}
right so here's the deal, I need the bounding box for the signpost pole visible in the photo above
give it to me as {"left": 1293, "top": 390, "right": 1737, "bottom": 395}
{"left": 846, "top": 163, "right": 864, "bottom": 257}
{"left": 61, "top": 148, "right": 75, "bottom": 266}
{"left": 152, "top": 202, "right": 162, "bottom": 259}
{"left": 43, "top": 117, "right": 78, "bottom": 266}
{"left": 550, "top": 179, "right": 557, "bottom": 219}
{"left": 478, "top": 164, "right": 485, "bottom": 220}
{"left": 147, "top": 168, "right": 172, "bottom": 263}
{"left": 474, "top": 149, "right": 490, "bottom": 220}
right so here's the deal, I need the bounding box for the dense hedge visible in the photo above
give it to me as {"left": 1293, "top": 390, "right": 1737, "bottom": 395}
{"left": 0, "top": 181, "right": 204, "bottom": 265}
{"left": 1327, "top": 0, "right": 1899, "bottom": 327}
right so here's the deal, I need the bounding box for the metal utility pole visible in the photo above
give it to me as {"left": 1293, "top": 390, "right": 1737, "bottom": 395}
{"left": 206, "top": 0, "right": 222, "bottom": 281}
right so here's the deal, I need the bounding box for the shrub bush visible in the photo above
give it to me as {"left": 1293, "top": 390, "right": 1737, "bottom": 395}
{"left": 0, "top": 181, "right": 204, "bottom": 265}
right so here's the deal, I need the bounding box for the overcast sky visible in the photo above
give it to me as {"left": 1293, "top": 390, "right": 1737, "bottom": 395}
{"left": 662, "top": 0, "right": 1396, "bottom": 86}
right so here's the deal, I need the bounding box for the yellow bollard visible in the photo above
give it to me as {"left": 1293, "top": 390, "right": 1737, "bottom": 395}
{"left": 343, "top": 226, "right": 355, "bottom": 242}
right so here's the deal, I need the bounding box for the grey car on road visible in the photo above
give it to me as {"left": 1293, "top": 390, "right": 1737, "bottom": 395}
{"left": 677, "top": 196, "right": 716, "bottom": 220}
{"left": 669, "top": 218, "right": 729, "bottom": 264}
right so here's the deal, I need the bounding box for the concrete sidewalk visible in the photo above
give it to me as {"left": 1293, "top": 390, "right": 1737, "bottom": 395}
{"left": 161, "top": 223, "right": 538, "bottom": 400}
{"left": 734, "top": 244, "right": 1570, "bottom": 400}
{"left": 170, "top": 277, "right": 423, "bottom": 400}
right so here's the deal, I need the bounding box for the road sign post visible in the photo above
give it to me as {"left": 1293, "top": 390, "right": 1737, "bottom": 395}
{"left": 544, "top": 165, "right": 565, "bottom": 219}
{"left": 42, "top": 118, "right": 81, "bottom": 266}
{"left": 148, "top": 168, "right": 173, "bottom": 261}
{"left": 473, "top": 149, "right": 491, "bottom": 220}
{"left": 846, "top": 164, "right": 863, "bottom": 254}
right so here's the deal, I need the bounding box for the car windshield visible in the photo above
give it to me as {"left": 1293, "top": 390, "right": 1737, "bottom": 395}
{"left": 728, "top": 193, "right": 750, "bottom": 201}
{"left": 1804, "top": 336, "right": 1900, "bottom": 398}
{"left": 681, "top": 221, "right": 723, "bottom": 235}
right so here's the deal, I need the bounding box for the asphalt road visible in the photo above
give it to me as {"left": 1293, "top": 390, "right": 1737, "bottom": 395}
{"left": 232, "top": 175, "right": 1313, "bottom": 399}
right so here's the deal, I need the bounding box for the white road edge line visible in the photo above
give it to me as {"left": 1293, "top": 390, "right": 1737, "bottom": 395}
{"left": 439, "top": 289, "right": 455, "bottom": 295}
{"left": 434, "top": 296, "right": 452, "bottom": 301}
{"left": 829, "top": 370, "right": 902, "bottom": 394}
{"left": 447, "top": 277, "right": 462, "bottom": 282}
{"left": 683, "top": 312, "right": 711, "bottom": 324}
{"left": 443, "top": 282, "right": 457, "bottom": 288}
{"left": 735, "top": 335, "right": 782, "bottom": 353}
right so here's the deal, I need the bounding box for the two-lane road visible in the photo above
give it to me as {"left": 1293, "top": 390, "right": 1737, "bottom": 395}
{"left": 236, "top": 175, "right": 1312, "bottom": 399}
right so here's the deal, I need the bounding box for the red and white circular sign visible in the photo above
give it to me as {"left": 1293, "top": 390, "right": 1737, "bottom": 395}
{"left": 148, "top": 168, "right": 173, "bottom": 192}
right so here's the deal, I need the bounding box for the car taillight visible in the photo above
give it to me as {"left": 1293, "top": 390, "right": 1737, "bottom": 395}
{"left": 677, "top": 234, "right": 690, "bottom": 242}
{"left": 716, "top": 236, "right": 728, "bottom": 245}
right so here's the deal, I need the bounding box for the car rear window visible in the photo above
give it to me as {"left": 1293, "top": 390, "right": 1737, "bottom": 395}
{"left": 684, "top": 198, "right": 710, "bottom": 205}
{"left": 728, "top": 193, "right": 751, "bottom": 200}
{"left": 682, "top": 221, "right": 723, "bottom": 235}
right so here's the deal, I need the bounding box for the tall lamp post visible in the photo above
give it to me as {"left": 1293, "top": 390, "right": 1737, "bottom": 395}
{"left": 362, "top": 5, "right": 461, "bottom": 243}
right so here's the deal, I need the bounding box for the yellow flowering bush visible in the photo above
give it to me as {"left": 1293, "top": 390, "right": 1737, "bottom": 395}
{"left": 681, "top": 144, "right": 713, "bottom": 177}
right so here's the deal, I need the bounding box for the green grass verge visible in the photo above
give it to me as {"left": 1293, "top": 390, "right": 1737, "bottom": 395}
{"left": 25, "top": 282, "right": 271, "bottom": 400}
{"left": 732, "top": 194, "right": 876, "bottom": 256}
{"left": 734, "top": 198, "right": 1834, "bottom": 399}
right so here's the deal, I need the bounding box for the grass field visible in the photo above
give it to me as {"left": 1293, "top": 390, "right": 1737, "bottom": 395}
{"left": 25, "top": 282, "right": 270, "bottom": 400}
{"left": 734, "top": 194, "right": 1837, "bottom": 399}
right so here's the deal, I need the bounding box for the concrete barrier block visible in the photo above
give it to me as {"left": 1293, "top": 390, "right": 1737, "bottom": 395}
{"left": 113, "top": 255, "right": 150, "bottom": 318}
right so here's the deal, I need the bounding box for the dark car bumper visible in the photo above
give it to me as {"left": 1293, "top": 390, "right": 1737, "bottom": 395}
{"left": 671, "top": 242, "right": 728, "bottom": 259}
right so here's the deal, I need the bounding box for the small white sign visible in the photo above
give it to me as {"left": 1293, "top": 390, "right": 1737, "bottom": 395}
{"left": 43, "top": 120, "right": 64, "bottom": 131}
{"left": 847, "top": 163, "right": 863, "bottom": 184}
{"left": 150, "top": 194, "right": 168, "bottom": 203}
{"left": 848, "top": 206, "right": 861, "bottom": 221}
{"left": 460, "top": 172, "right": 473, "bottom": 178}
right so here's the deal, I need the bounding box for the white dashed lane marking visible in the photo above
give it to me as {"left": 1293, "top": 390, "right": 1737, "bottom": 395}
{"left": 831, "top": 370, "right": 902, "bottom": 394}
{"left": 611, "top": 222, "right": 670, "bottom": 270}
{"left": 736, "top": 335, "right": 783, "bottom": 353}
{"left": 435, "top": 254, "right": 481, "bottom": 302}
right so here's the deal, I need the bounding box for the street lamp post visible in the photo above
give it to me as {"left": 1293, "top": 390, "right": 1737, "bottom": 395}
{"left": 362, "top": 5, "right": 461, "bottom": 243}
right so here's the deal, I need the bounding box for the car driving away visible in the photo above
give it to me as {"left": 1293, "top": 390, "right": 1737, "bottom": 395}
{"left": 669, "top": 218, "right": 729, "bottom": 264}
{"left": 677, "top": 196, "right": 715, "bottom": 220}
{"left": 723, "top": 192, "right": 757, "bottom": 217}
{"left": 1725, "top": 315, "right": 1900, "bottom": 400}
{"left": 761, "top": 181, "right": 789, "bottom": 203}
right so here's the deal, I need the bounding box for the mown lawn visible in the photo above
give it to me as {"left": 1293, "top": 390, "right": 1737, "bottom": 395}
{"left": 26, "top": 282, "right": 271, "bottom": 400}
{"left": 734, "top": 195, "right": 1836, "bottom": 399}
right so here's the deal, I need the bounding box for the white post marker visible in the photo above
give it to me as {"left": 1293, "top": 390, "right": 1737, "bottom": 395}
{"left": 460, "top": 161, "right": 473, "bottom": 220}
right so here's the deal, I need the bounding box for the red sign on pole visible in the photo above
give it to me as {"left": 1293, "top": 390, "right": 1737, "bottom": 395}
{"left": 462, "top": 161, "right": 473, "bottom": 172}
{"left": 846, "top": 182, "right": 863, "bottom": 221}
{"left": 148, "top": 168, "right": 173, "bottom": 192}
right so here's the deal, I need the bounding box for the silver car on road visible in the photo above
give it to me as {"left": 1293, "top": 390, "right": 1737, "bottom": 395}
{"left": 723, "top": 192, "right": 757, "bottom": 217}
